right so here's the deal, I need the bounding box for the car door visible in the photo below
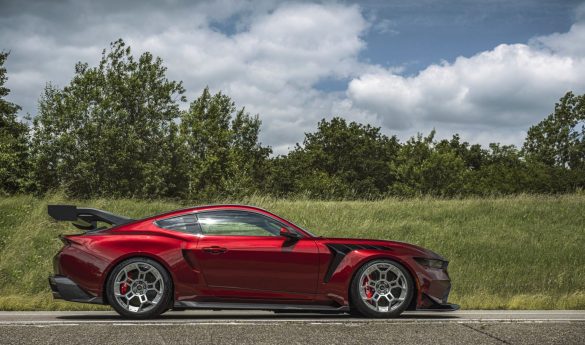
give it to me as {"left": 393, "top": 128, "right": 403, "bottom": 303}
{"left": 193, "top": 210, "right": 320, "bottom": 298}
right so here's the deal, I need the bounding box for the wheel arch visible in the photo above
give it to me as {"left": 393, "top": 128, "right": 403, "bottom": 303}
{"left": 101, "top": 253, "right": 175, "bottom": 306}
{"left": 347, "top": 255, "right": 420, "bottom": 311}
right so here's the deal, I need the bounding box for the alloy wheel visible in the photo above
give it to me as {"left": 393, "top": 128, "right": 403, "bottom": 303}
{"left": 358, "top": 262, "right": 408, "bottom": 313}
{"left": 113, "top": 262, "right": 165, "bottom": 313}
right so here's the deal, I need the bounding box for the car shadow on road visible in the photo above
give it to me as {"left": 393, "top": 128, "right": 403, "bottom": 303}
{"left": 56, "top": 313, "right": 459, "bottom": 321}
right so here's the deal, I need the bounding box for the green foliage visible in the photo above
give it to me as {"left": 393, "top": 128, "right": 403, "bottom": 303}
{"left": 467, "top": 143, "right": 529, "bottom": 194}
{"left": 24, "top": 40, "right": 270, "bottom": 200}
{"left": 524, "top": 92, "right": 585, "bottom": 169}
{"left": 179, "top": 87, "right": 271, "bottom": 199}
{"left": 390, "top": 131, "right": 468, "bottom": 197}
{"left": 30, "top": 39, "right": 187, "bottom": 198}
{"left": 268, "top": 117, "right": 399, "bottom": 198}
{"left": 0, "top": 52, "right": 30, "bottom": 194}
{"left": 1, "top": 194, "right": 584, "bottom": 310}
{"left": 522, "top": 91, "right": 585, "bottom": 191}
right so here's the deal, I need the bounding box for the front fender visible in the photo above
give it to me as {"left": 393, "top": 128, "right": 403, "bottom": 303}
{"left": 321, "top": 250, "right": 421, "bottom": 307}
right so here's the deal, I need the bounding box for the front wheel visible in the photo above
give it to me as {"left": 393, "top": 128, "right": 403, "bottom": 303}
{"left": 350, "top": 259, "right": 413, "bottom": 318}
{"left": 106, "top": 257, "right": 172, "bottom": 319}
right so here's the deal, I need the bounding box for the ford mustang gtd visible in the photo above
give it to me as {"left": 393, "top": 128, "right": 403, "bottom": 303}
{"left": 48, "top": 204, "right": 458, "bottom": 318}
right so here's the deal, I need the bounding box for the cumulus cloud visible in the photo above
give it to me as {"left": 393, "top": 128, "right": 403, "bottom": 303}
{"left": 346, "top": 22, "right": 585, "bottom": 145}
{"left": 531, "top": 22, "right": 585, "bottom": 57}
{"left": 141, "top": 2, "right": 371, "bottom": 153}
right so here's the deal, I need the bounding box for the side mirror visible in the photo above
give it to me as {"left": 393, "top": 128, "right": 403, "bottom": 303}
{"left": 280, "top": 227, "right": 301, "bottom": 240}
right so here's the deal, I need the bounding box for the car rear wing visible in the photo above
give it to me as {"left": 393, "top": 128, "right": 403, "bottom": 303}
{"left": 48, "top": 204, "right": 135, "bottom": 231}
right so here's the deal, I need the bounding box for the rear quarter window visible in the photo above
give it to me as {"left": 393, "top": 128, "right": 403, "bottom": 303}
{"left": 154, "top": 214, "right": 200, "bottom": 234}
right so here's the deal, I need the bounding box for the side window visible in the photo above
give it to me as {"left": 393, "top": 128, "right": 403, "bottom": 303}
{"left": 197, "top": 211, "right": 288, "bottom": 237}
{"left": 155, "top": 214, "right": 200, "bottom": 234}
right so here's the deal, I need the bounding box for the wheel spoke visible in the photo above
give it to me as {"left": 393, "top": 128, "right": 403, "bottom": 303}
{"left": 147, "top": 282, "right": 161, "bottom": 293}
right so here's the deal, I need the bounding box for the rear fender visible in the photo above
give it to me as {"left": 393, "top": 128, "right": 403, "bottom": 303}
{"left": 90, "top": 232, "right": 200, "bottom": 301}
{"left": 101, "top": 252, "right": 175, "bottom": 304}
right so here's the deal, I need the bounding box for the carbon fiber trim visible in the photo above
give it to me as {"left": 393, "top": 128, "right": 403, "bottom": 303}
{"left": 48, "top": 275, "right": 103, "bottom": 304}
{"left": 323, "top": 244, "right": 392, "bottom": 283}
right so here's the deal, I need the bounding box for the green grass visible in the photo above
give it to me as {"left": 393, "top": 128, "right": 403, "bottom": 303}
{"left": 0, "top": 193, "right": 584, "bottom": 310}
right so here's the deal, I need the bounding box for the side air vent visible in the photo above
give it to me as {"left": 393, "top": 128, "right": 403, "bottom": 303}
{"left": 323, "top": 244, "right": 392, "bottom": 283}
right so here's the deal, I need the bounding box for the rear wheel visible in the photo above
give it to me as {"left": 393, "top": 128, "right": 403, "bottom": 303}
{"left": 350, "top": 259, "right": 413, "bottom": 318}
{"left": 106, "top": 257, "right": 172, "bottom": 319}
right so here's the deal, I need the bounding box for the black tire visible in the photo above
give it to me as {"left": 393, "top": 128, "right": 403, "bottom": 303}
{"left": 350, "top": 259, "right": 414, "bottom": 318}
{"left": 106, "top": 257, "right": 172, "bottom": 319}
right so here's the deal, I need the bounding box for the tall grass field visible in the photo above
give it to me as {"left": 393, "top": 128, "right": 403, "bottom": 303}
{"left": 0, "top": 194, "right": 584, "bottom": 310}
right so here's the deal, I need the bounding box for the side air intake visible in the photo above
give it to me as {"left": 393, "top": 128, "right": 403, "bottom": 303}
{"left": 323, "top": 244, "right": 392, "bottom": 283}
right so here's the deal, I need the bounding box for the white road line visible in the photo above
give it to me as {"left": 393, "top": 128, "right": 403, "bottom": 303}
{"left": 1, "top": 311, "right": 584, "bottom": 326}
{"left": 0, "top": 319, "right": 583, "bottom": 326}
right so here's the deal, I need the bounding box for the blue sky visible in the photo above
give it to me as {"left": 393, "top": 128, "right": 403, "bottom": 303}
{"left": 1, "top": 0, "right": 584, "bottom": 153}
{"left": 359, "top": 1, "right": 577, "bottom": 73}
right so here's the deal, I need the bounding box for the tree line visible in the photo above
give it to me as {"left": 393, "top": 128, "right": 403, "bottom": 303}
{"left": 1, "top": 40, "right": 584, "bottom": 200}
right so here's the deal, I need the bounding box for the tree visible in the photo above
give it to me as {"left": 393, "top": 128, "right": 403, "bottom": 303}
{"left": 436, "top": 134, "right": 484, "bottom": 171}
{"left": 468, "top": 143, "right": 529, "bottom": 195}
{"left": 524, "top": 92, "right": 585, "bottom": 169}
{"left": 229, "top": 107, "right": 272, "bottom": 195}
{"left": 390, "top": 131, "right": 468, "bottom": 197}
{"left": 269, "top": 117, "right": 400, "bottom": 198}
{"left": 30, "top": 40, "right": 186, "bottom": 198}
{"left": 179, "top": 87, "right": 271, "bottom": 199}
{"left": 0, "top": 52, "right": 29, "bottom": 194}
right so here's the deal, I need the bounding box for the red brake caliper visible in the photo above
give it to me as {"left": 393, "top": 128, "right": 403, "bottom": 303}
{"left": 363, "top": 276, "right": 373, "bottom": 298}
{"left": 120, "top": 282, "right": 128, "bottom": 295}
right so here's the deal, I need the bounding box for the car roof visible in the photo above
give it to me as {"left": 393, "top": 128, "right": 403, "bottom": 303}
{"left": 133, "top": 204, "right": 316, "bottom": 237}
{"left": 149, "top": 204, "right": 273, "bottom": 219}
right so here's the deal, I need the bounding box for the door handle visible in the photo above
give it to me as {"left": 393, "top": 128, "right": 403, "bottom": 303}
{"left": 202, "top": 246, "right": 228, "bottom": 254}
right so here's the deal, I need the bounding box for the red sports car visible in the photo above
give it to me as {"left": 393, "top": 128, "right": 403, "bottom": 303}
{"left": 48, "top": 204, "right": 458, "bottom": 319}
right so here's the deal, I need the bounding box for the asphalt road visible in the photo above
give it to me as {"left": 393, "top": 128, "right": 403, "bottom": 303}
{"left": 0, "top": 310, "right": 583, "bottom": 345}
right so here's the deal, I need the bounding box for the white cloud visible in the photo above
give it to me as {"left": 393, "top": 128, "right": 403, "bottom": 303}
{"left": 345, "top": 23, "right": 585, "bottom": 145}
{"left": 129, "top": 2, "right": 370, "bottom": 153}
{"left": 530, "top": 22, "right": 585, "bottom": 57}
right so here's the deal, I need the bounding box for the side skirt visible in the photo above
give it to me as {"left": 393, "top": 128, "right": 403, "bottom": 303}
{"left": 174, "top": 301, "right": 349, "bottom": 312}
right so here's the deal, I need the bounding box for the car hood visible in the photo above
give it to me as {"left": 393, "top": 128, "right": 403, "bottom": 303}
{"left": 317, "top": 237, "right": 446, "bottom": 261}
